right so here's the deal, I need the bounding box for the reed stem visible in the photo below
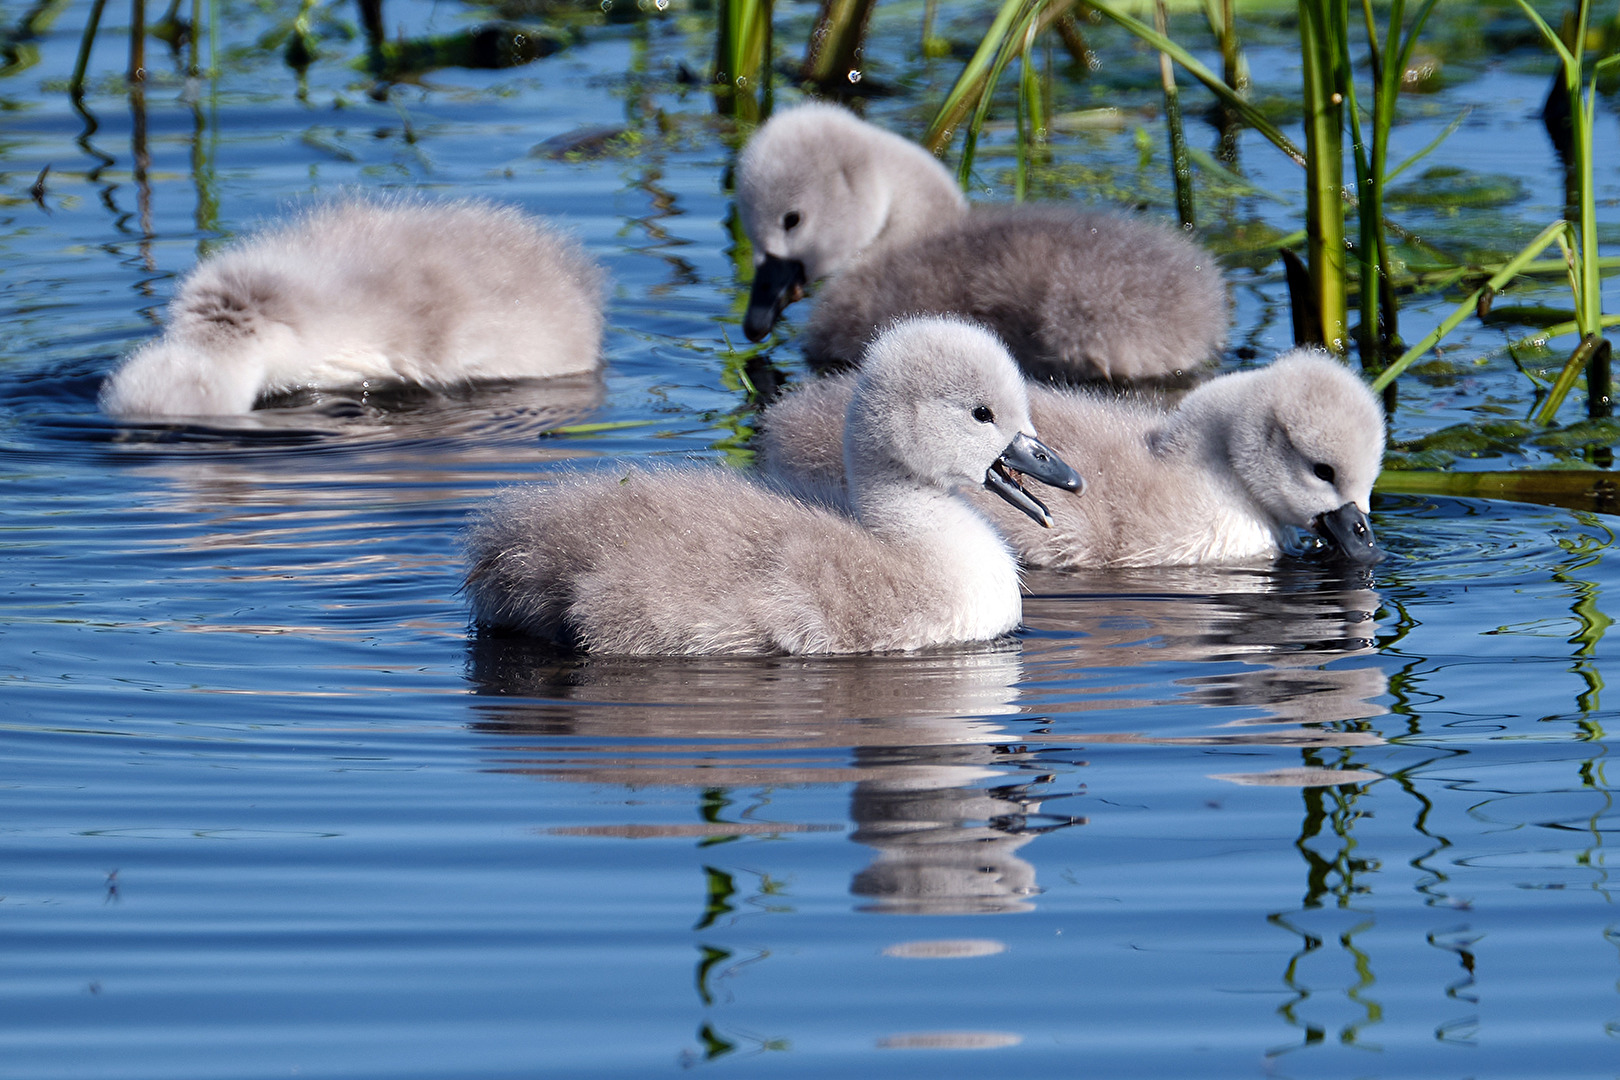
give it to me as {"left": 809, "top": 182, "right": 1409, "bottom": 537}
{"left": 130, "top": 0, "right": 145, "bottom": 83}
{"left": 1370, "top": 219, "right": 1575, "bottom": 392}
{"left": 1298, "top": 0, "right": 1347, "bottom": 354}
{"left": 69, "top": 0, "right": 107, "bottom": 97}
{"left": 1155, "top": 0, "right": 1194, "bottom": 227}
{"left": 715, "top": 0, "right": 772, "bottom": 119}
{"left": 803, "top": 0, "right": 877, "bottom": 88}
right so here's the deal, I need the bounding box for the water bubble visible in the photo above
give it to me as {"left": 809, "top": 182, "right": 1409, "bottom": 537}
{"left": 847, "top": 69, "right": 862, "bottom": 83}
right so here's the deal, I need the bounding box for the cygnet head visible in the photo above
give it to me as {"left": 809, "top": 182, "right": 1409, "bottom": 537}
{"left": 1215, "top": 350, "right": 1386, "bottom": 563}
{"left": 844, "top": 317, "right": 1084, "bottom": 530}
{"left": 100, "top": 329, "right": 287, "bottom": 418}
{"left": 736, "top": 104, "right": 965, "bottom": 341}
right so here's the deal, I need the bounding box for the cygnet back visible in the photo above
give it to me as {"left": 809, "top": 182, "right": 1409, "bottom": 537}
{"left": 758, "top": 349, "right": 1384, "bottom": 568}
{"left": 100, "top": 198, "right": 606, "bottom": 418}
{"left": 463, "top": 317, "right": 1082, "bottom": 655}
{"left": 734, "top": 103, "right": 1227, "bottom": 384}
{"left": 802, "top": 205, "right": 1226, "bottom": 382}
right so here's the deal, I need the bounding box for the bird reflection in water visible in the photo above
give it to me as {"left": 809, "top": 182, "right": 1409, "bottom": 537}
{"left": 466, "top": 560, "right": 1389, "bottom": 913}
{"left": 466, "top": 641, "right": 1080, "bottom": 914}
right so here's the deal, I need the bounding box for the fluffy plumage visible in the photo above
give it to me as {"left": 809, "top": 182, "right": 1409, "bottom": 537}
{"left": 100, "top": 198, "right": 606, "bottom": 418}
{"left": 463, "top": 317, "right": 1081, "bottom": 655}
{"left": 758, "top": 350, "right": 1386, "bottom": 568}
{"left": 736, "top": 103, "right": 1226, "bottom": 382}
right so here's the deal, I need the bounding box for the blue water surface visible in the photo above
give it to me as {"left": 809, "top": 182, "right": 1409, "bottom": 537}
{"left": 4, "top": 2, "right": 1620, "bottom": 1077}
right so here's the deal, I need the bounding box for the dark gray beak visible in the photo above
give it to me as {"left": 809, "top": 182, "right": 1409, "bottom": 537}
{"left": 1315, "top": 501, "right": 1383, "bottom": 564}
{"left": 984, "top": 432, "right": 1084, "bottom": 528}
{"left": 743, "top": 255, "right": 807, "bottom": 342}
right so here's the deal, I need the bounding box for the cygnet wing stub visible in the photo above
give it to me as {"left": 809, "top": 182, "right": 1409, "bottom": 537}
{"left": 984, "top": 432, "right": 1084, "bottom": 528}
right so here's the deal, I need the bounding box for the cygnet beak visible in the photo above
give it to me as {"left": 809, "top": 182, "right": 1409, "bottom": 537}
{"left": 744, "top": 255, "right": 808, "bottom": 341}
{"left": 985, "top": 432, "right": 1085, "bottom": 528}
{"left": 1314, "top": 501, "right": 1384, "bottom": 564}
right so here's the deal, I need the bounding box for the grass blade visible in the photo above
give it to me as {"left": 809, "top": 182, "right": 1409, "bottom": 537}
{"left": 1376, "top": 468, "right": 1620, "bottom": 513}
{"left": 922, "top": 0, "right": 1031, "bottom": 154}
{"left": 1370, "top": 220, "right": 1575, "bottom": 392}
{"left": 1085, "top": 0, "right": 1304, "bottom": 165}
{"left": 1383, "top": 107, "right": 1468, "bottom": 185}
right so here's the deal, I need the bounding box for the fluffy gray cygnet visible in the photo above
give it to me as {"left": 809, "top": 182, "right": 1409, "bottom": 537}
{"left": 735, "top": 103, "right": 1227, "bottom": 383}
{"left": 758, "top": 349, "right": 1386, "bottom": 568}
{"left": 463, "top": 317, "right": 1083, "bottom": 655}
{"left": 100, "top": 198, "right": 606, "bottom": 418}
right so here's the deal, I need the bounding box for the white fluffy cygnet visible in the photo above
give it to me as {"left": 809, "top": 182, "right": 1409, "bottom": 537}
{"left": 463, "top": 317, "right": 1083, "bottom": 655}
{"left": 100, "top": 198, "right": 606, "bottom": 418}
{"left": 758, "top": 349, "right": 1386, "bottom": 568}
{"left": 736, "top": 103, "right": 1227, "bottom": 383}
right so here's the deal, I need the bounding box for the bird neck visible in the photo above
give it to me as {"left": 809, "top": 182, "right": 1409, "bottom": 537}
{"left": 850, "top": 461, "right": 1023, "bottom": 634}
{"left": 865, "top": 140, "right": 969, "bottom": 254}
{"left": 1153, "top": 369, "right": 1255, "bottom": 465}
{"left": 1151, "top": 377, "right": 1290, "bottom": 537}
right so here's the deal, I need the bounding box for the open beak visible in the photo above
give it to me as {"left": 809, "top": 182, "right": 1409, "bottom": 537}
{"left": 984, "top": 432, "right": 1084, "bottom": 528}
{"left": 1314, "top": 501, "right": 1383, "bottom": 564}
{"left": 743, "top": 255, "right": 807, "bottom": 342}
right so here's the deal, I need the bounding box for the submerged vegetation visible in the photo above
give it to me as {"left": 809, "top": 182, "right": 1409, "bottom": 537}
{"left": 32, "top": 0, "right": 1620, "bottom": 502}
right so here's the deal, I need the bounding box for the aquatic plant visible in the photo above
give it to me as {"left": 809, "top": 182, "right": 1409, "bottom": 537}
{"left": 917, "top": 0, "right": 1617, "bottom": 434}
{"left": 715, "top": 0, "right": 772, "bottom": 119}
{"left": 1154, "top": 0, "right": 1194, "bottom": 227}
{"left": 925, "top": 0, "right": 1299, "bottom": 176}
{"left": 1370, "top": 0, "right": 1617, "bottom": 424}
{"left": 801, "top": 0, "right": 878, "bottom": 90}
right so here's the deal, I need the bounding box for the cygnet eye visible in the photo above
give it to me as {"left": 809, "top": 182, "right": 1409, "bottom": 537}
{"left": 972, "top": 405, "right": 995, "bottom": 423}
{"left": 783, "top": 211, "right": 801, "bottom": 231}
{"left": 1313, "top": 462, "right": 1336, "bottom": 484}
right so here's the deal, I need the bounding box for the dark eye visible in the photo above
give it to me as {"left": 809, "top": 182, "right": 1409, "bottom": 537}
{"left": 972, "top": 405, "right": 994, "bottom": 423}
{"left": 783, "top": 211, "right": 801, "bottom": 231}
{"left": 1313, "top": 463, "right": 1336, "bottom": 483}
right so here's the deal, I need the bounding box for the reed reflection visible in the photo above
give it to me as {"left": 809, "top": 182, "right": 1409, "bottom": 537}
{"left": 1019, "top": 563, "right": 1388, "bottom": 742}
{"left": 1022, "top": 564, "right": 1402, "bottom": 1062}
{"left": 467, "top": 559, "right": 1392, "bottom": 908}
{"left": 466, "top": 572, "right": 1394, "bottom": 1059}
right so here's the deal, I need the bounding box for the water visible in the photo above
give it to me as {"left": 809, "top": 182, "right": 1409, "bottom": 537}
{"left": 4, "top": 2, "right": 1620, "bottom": 1077}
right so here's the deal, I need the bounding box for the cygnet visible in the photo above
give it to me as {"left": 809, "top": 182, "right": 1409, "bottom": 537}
{"left": 100, "top": 198, "right": 606, "bottom": 418}
{"left": 736, "top": 102, "right": 1226, "bottom": 382}
{"left": 463, "top": 317, "right": 1083, "bottom": 655}
{"left": 758, "top": 349, "right": 1385, "bottom": 568}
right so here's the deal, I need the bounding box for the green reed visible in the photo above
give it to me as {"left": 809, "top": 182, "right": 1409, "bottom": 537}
{"left": 1348, "top": 0, "right": 1439, "bottom": 364}
{"left": 1296, "top": 0, "right": 1348, "bottom": 355}
{"left": 1371, "top": 0, "right": 1617, "bottom": 424}
{"left": 926, "top": 0, "right": 1620, "bottom": 429}
{"left": 1155, "top": 0, "right": 1195, "bottom": 227}
{"left": 802, "top": 0, "right": 878, "bottom": 89}
{"left": 69, "top": 0, "right": 107, "bottom": 97}
{"left": 715, "top": 0, "right": 772, "bottom": 119}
